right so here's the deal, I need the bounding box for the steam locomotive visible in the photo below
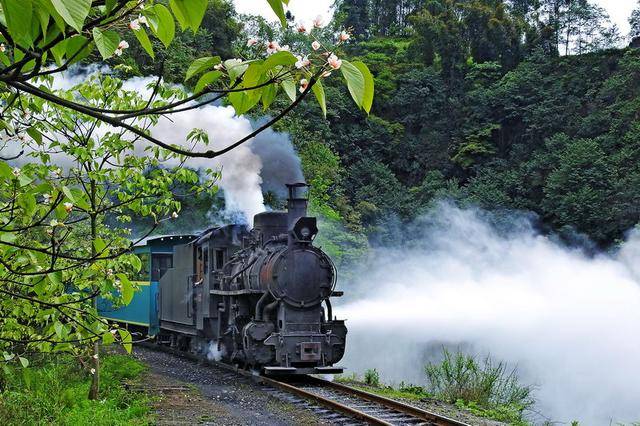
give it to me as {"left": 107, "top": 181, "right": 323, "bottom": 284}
{"left": 99, "top": 183, "right": 347, "bottom": 375}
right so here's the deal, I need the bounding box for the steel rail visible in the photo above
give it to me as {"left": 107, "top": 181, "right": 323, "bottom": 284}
{"left": 259, "top": 374, "right": 394, "bottom": 425}
{"left": 303, "top": 376, "right": 469, "bottom": 426}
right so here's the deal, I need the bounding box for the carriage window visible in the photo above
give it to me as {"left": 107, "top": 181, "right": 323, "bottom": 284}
{"left": 215, "top": 249, "right": 224, "bottom": 270}
{"left": 151, "top": 254, "right": 173, "bottom": 281}
{"left": 132, "top": 253, "right": 150, "bottom": 281}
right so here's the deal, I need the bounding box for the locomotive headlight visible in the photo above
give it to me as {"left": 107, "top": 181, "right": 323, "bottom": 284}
{"left": 292, "top": 217, "right": 318, "bottom": 242}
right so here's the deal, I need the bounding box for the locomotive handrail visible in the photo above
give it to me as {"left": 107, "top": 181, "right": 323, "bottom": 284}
{"left": 186, "top": 275, "right": 192, "bottom": 319}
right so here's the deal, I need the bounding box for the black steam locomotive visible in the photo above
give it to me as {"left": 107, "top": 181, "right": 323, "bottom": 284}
{"left": 101, "top": 183, "right": 347, "bottom": 375}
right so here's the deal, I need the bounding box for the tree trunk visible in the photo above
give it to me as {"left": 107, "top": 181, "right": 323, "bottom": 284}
{"left": 88, "top": 179, "right": 100, "bottom": 400}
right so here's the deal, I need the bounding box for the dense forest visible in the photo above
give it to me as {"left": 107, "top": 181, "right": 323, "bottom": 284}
{"left": 123, "top": 0, "right": 640, "bottom": 259}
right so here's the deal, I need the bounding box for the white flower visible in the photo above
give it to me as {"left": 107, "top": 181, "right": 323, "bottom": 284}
{"left": 0, "top": 43, "right": 5, "bottom": 53}
{"left": 327, "top": 53, "right": 342, "bottom": 70}
{"left": 312, "top": 15, "right": 323, "bottom": 28}
{"left": 107, "top": 269, "right": 113, "bottom": 277}
{"left": 322, "top": 71, "right": 332, "bottom": 78}
{"left": 296, "top": 22, "right": 307, "bottom": 33}
{"left": 278, "top": 44, "right": 290, "bottom": 52}
{"left": 171, "top": 211, "right": 179, "bottom": 219}
{"left": 299, "top": 78, "right": 309, "bottom": 93}
{"left": 93, "top": 354, "right": 99, "bottom": 359}
{"left": 137, "top": 15, "right": 148, "bottom": 26}
{"left": 50, "top": 219, "right": 58, "bottom": 227}
{"left": 114, "top": 40, "right": 129, "bottom": 56}
{"left": 110, "top": 329, "right": 118, "bottom": 335}
{"left": 311, "top": 40, "right": 321, "bottom": 51}
{"left": 295, "top": 55, "right": 310, "bottom": 69}
{"left": 11, "top": 167, "right": 20, "bottom": 177}
{"left": 90, "top": 368, "right": 96, "bottom": 375}
{"left": 63, "top": 202, "right": 73, "bottom": 213}
{"left": 246, "top": 38, "right": 258, "bottom": 47}
{"left": 266, "top": 41, "right": 280, "bottom": 54}
{"left": 114, "top": 279, "right": 121, "bottom": 289}
{"left": 213, "top": 63, "right": 224, "bottom": 70}
{"left": 339, "top": 31, "right": 350, "bottom": 42}
{"left": 129, "top": 19, "right": 141, "bottom": 31}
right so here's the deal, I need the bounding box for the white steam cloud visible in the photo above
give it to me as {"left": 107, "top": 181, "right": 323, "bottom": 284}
{"left": 205, "top": 340, "right": 226, "bottom": 362}
{"left": 337, "top": 203, "right": 640, "bottom": 425}
{"left": 120, "top": 76, "right": 303, "bottom": 224}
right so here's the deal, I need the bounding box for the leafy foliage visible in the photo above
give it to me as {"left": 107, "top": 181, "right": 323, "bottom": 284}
{"left": 425, "top": 349, "right": 534, "bottom": 423}
{"left": 0, "top": 353, "right": 151, "bottom": 425}
{"left": 0, "top": 74, "right": 214, "bottom": 397}
{"left": 278, "top": 2, "right": 640, "bottom": 247}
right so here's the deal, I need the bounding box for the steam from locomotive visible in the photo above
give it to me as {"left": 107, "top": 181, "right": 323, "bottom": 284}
{"left": 157, "top": 183, "right": 346, "bottom": 374}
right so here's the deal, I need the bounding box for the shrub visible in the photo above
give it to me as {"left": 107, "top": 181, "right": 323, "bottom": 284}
{"left": 364, "top": 368, "right": 380, "bottom": 387}
{"left": 425, "top": 349, "right": 534, "bottom": 415}
{"left": 0, "top": 354, "right": 151, "bottom": 425}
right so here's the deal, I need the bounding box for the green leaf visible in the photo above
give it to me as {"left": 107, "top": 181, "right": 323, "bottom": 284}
{"left": 0, "top": 161, "right": 13, "bottom": 179}
{"left": 1, "top": 0, "right": 33, "bottom": 48}
{"left": 185, "top": 56, "right": 220, "bottom": 82}
{"left": 54, "top": 321, "right": 64, "bottom": 338}
{"left": 0, "top": 232, "right": 17, "bottom": 243}
{"left": 34, "top": 1, "right": 50, "bottom": 34}
{"left": 102, "top": 331, "right": 115, "bottom": 345}
{"left": 61, "top": 186, "right": 75, "bottom": 202}
{"left": 263, "top": 51, "right": 297, "bottom": 70}
{"left": 19, "top": 357, "right": 29, "bottom": 368}
{"left": 93, "top": 238, "right": 106, "bottom": 255}
{"left": 130, "top": 254, "right": 142, "bottom": 273}
{"left": 267, "top": 0, "right": 287, "bottom": 26}
{"left": 169, "top": 0, "right": 207, "bottom": 32}
{"left": 151, "top": 4, "right": 175, "bottom": 48}
{"left": 194, "top": 70, "right": 222, "bottom": 93}
{"left": 50, "top": 39, "right": 67, "bottom": 66}
{"left": 47, "top": 272, "right": 62, "bottom": 288}
{"left": 281, "top": 79, "right": 296, "bottom": 102}
{"left": 228, "top": 90, "right": 262, "bottom": 116}
{"left": 17, "top": 193, "right": 36, "bottom": 217}
{"left": 261, "top": 83, "right": 278, "bottom": 110}
{"left": 26, "top": 127, "right": 42, "bottom": 144}
{"left": 65, "top": 35, "right": 92, "bottom": 65}
{"left": 133, "top": 27, "right": 154, "bottom": 59}
{"left": 353, "top": 61, "right": 374, "bottom": 114}
{"left": 224, "top": 59, "right": 248, "bottom": 82}
{"left": 311, "top": 79, "right": 327, "bottom": 118}
{"left": 116, "top": 273, "right": 134, "bottom": 305}
{"left": 92, "top": 28, "right": 120, "bottom": 60}
{"left": 118, "top": 329, "right": 132, "bottom": 354}
{"left": 340, "top": 60, "right": 365, "bottom": 109}
{"left": 50, "top": 0, "right": 91, "bottom": 32}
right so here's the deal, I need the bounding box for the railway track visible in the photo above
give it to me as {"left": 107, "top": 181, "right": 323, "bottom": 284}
{"left": 137, "top": 343, "right": 469, "bottom": 425}
{"left": 260, "top": 375, "right": 469, "bottom": 426}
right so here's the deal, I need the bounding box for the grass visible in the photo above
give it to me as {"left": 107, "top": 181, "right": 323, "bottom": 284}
{"left": 0, "top": 353, "right": 153, "bottom": 425}
{"left": 425, "top": 348, "right": 534, "bottom": 424}
{"left": 338, "top": 349, "right": 534, "bottom": 425}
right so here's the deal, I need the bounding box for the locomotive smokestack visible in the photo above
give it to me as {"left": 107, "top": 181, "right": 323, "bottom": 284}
{"left": 286, "top": 182, "right": 309, "bottom": 228}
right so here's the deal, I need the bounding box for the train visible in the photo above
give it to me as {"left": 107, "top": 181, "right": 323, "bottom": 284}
{"left": 98, "top": 183, "right": 347, "bottom": 375}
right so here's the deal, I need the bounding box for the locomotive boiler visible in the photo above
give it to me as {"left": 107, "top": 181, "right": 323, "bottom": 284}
{"left": 156, "top": 183, "right": 347, "bottom": 374}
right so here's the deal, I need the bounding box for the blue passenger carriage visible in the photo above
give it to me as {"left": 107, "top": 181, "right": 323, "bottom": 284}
{"left": 97, "top": 234, "right": 195, "bottom": 335}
